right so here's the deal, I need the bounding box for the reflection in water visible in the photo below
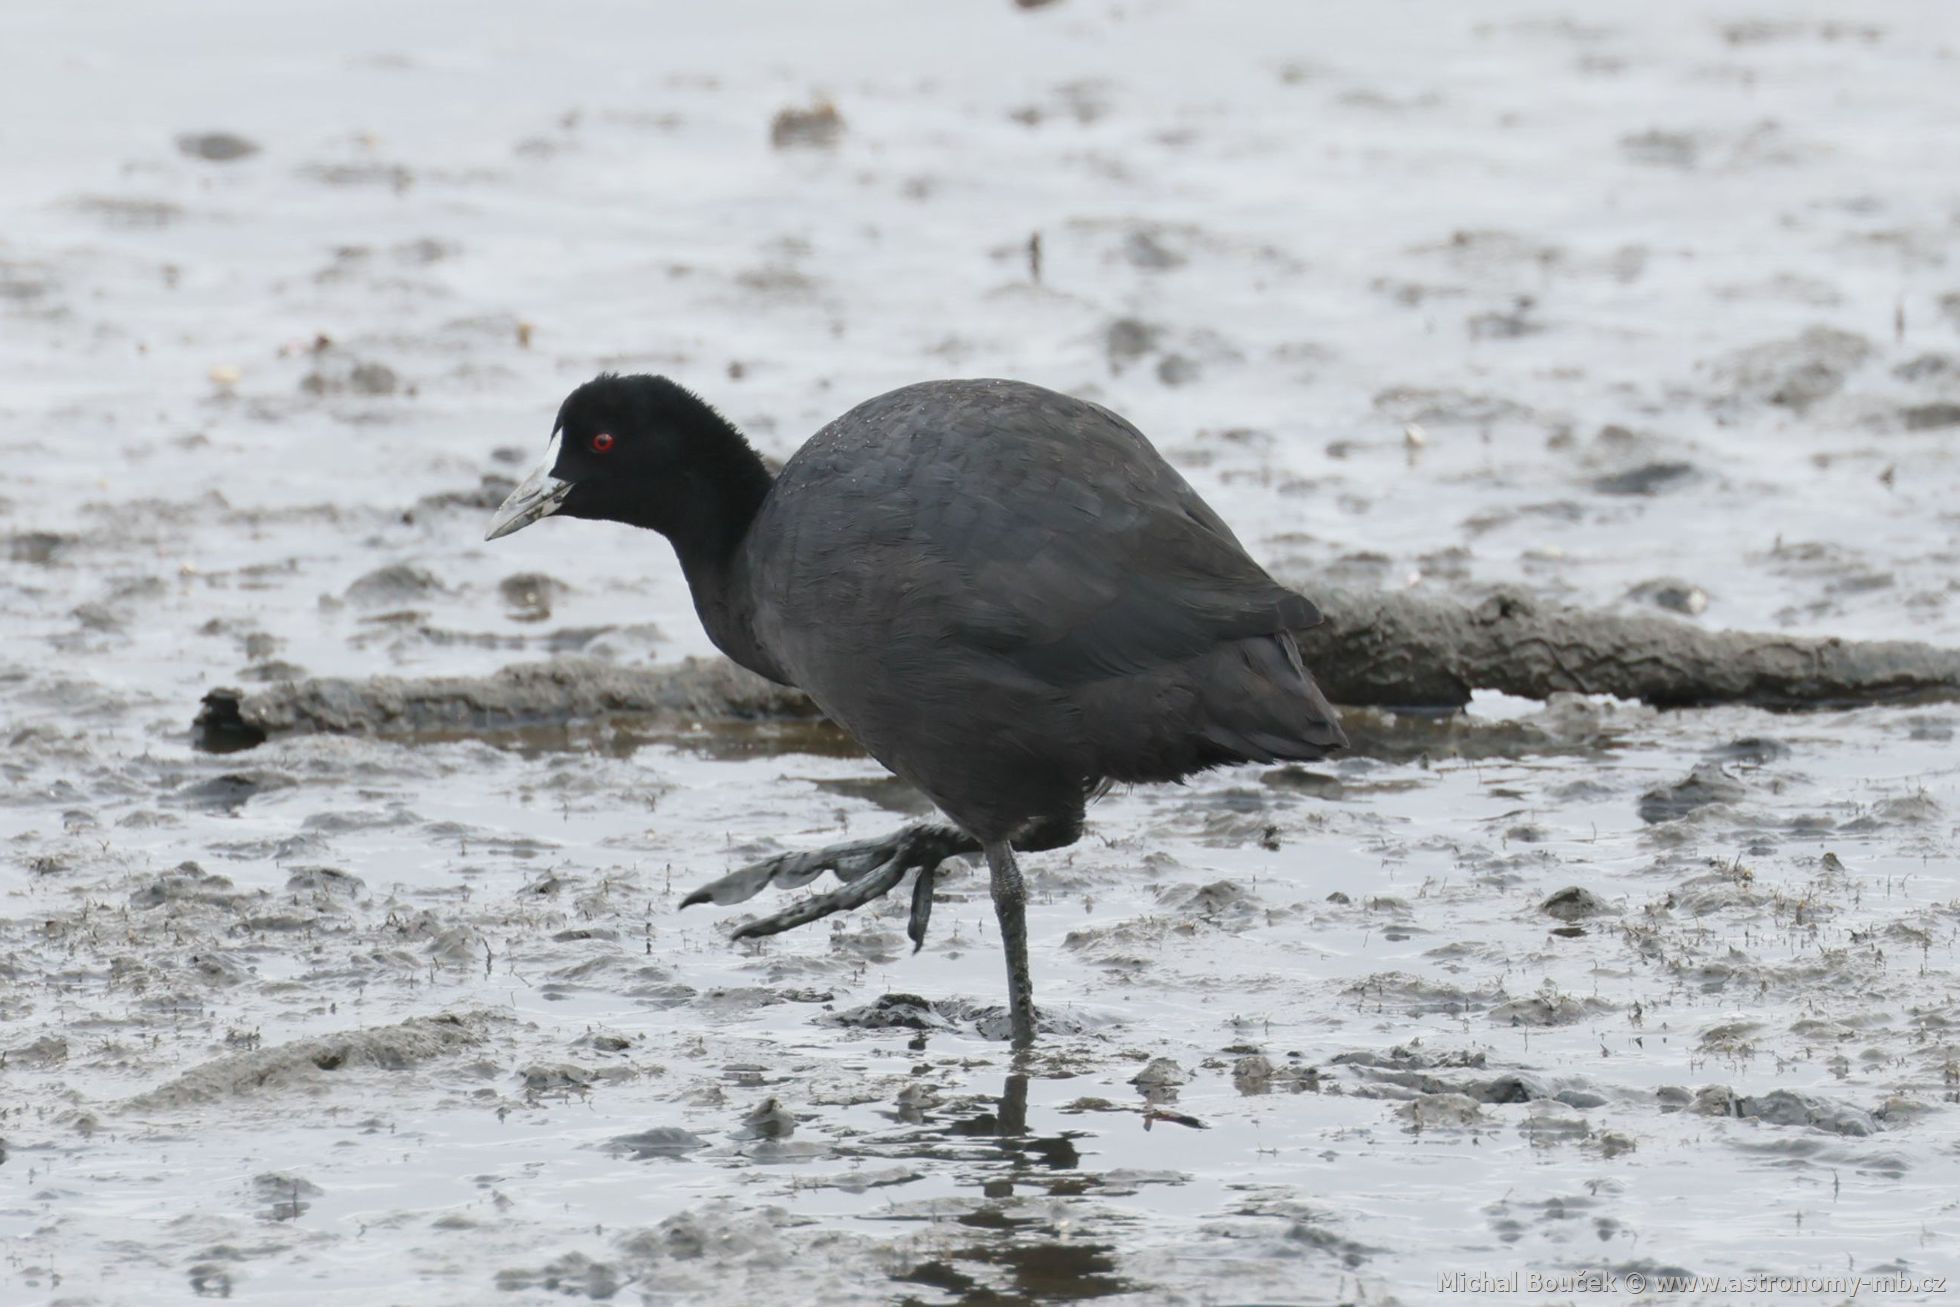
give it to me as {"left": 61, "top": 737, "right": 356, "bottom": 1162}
{"left": 875, "top": 1073, "right": 1134, "bottom": 1304}
{"left": 895, "top": 1240, "right": 1126, "bottom": 1306}
{"left": 423, "top": 715, "right": 867, "bottom": 762}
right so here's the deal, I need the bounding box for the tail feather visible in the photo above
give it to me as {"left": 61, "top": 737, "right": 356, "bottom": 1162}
{"left": 1195, "top": 632, "right": 1346, "bottom": 762}
{"left": 1076, "top": 631, "right": 1345, "bottom": 783}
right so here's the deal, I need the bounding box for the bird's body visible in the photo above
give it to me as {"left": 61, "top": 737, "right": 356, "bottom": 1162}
{"left": 487, "top": 374, "right": 1344, "bottom": 1046}
{"left": 737, "top": 380, "right": 1342, "bottom": 842}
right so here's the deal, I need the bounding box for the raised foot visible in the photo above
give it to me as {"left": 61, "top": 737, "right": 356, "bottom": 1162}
{"left": 681, "top": 824, "right": 977, "bottom": 950}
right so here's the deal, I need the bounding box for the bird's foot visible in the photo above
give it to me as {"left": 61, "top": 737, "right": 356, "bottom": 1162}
{"left": 681, "top": 824, "right": 976, "bottom": 950}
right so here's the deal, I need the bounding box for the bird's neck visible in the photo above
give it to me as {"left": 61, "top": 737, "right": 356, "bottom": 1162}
{"left": 663, "top": 436, "right": 782, "bottom": 680}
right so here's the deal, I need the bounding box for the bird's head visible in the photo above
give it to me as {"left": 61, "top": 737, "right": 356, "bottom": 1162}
{"left": 485, "top": 373, "right": 752, "bottom": 541}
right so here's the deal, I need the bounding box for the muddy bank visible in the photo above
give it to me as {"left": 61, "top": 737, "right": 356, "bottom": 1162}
{"left": 194, "top": 654, "right": 817, "bottom": 751}
{"left": 1298, "top": 587, "right": 1960, "bottom": 710}
{"left": 194, "top": 587, "right": 1960, "bottom": 754}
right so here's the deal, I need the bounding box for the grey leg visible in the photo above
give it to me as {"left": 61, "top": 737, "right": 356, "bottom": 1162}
{"left": 984, "top": 840, "right": 1036, "bottom": 1048}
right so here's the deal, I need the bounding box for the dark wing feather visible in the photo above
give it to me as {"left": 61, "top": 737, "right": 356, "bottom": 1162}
{"left": 894, "top": 390, "right": 1318, "bottom": 685}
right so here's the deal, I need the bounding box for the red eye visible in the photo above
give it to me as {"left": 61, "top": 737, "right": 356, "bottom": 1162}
{"left": 590, "top": 432, "right": 615, "bottom": 454}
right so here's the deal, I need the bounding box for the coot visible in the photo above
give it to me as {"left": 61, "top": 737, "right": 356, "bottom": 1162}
{"left": 487, "top": 375, "right": 1344, "bottom": 1046}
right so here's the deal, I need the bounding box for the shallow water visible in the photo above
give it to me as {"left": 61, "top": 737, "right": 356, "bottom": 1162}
{"left": 3, "top": 2, "right": 1958, "bottom": 1304}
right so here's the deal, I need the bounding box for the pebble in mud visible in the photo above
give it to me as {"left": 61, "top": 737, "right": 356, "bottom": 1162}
{"left": 175, "top": 131, "right": 261, "bottom": 161}
{"left": 1155, "top": 352, "right": 1201, "bottom": 386}
{"left": 499, "top": 571, "right": 570, "bottom": 622}
{"left": 1489, "top": 994, "right": 1600, "bottom": 1027}
{"left": 829, "top": 993, "right": 954, "bottom": 1030}
{"left": 739, "top": 1096, "right": 796, "bottom": 1139}
{"left": 6, "top": 530, "right": 70, "bottom": 563}
{"left": 343, "top": 562, "right": 447, "bottom": 606}
{"left": 1891, "top": 352, "right": 1956, "bottom": 382}
{"left": 1539, "top": 885, "right": 1611, "bottom": 921}
{"left": 1398, "top": 1093, "right": 1486, "bottom": 1129}
{"left": 521, "top": 1063, "right": 597, "bottom": 1095}
{"left": 607, "top": 1127, "right": 710, "bottom": 1160}
{"left": 283, "top": 865, "right": 364, "bottom": 897}
{"left": 1103, "top": 316, "right": 1162, "bottom": 372}
{"left": 1900, "top": 401, "right": 1960, "bottom": 430}
{"left": 300, "top": 358, "right": 402, "bottom": 396}
{"left": 129, "top": 861, "right": 241, "bottom": 908}
{"left": 494, "top": 1254, "right": 622, "bottom": 1300}
{"left": 175, "top": 770, "right": 295, "bottom": 811}
{"left": 1625, "top": 576, "right": 1709, "bottom": 615}
{"left": 769, "top": 99, "right": 844, "bottom": 149}
{"left": 1591, "top": 460, "right": 1700, "bottom": 496}
{"left": 1705, "top": 324, "right": 1874, "bottom": 411}
{"left": 1636, "top": 761, "right": 1746, "bottom": 823}
{"left": 1122, "top": 228, "right": 1186, "bottom": 270}
{"left": 1705, "top": 735, "right": 1791, "bottom": 765}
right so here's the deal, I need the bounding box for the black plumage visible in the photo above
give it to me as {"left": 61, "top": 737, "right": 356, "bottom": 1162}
{"left": 487, "top": 374, "right": 1344, "bottom": 1045}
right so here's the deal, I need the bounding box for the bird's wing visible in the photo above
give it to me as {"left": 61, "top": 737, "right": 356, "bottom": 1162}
{"left": 907, "top": 397, "right": 1321, "bottom": 686}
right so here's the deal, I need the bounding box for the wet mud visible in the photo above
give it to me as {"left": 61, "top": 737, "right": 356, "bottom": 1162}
{"left": 4, "top": 2, "right": 1959, "bottom": 1305}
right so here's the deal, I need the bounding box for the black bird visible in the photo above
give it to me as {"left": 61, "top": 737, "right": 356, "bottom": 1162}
{"left": 486, "top": 375, "right": 1344, "bottom": 1046}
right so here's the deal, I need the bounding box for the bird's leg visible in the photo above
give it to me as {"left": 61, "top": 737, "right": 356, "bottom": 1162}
{"left": 984, "top": 840, "right": 1037, "bottom": 1048}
